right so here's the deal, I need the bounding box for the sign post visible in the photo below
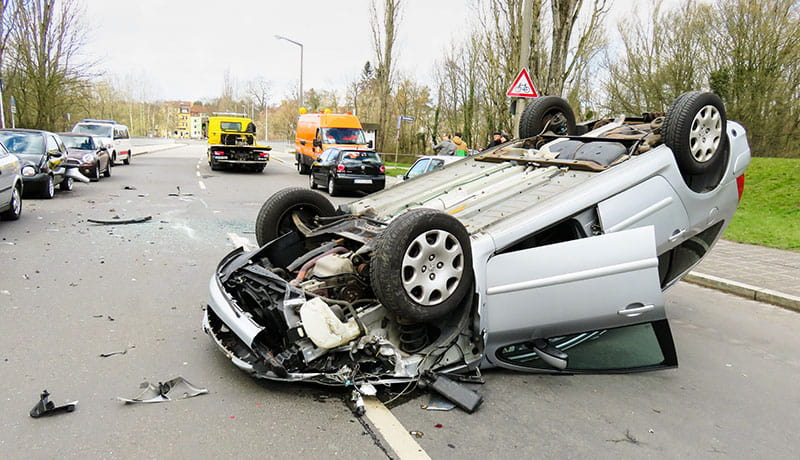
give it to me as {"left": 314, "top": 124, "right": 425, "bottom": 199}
{"left": 507, "top": 68, "right": 539, "bottom": 138}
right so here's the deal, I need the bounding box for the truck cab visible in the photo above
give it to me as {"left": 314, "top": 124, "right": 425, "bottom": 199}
{"left": 295, "top": 113, "right": 371, "bottom": 174}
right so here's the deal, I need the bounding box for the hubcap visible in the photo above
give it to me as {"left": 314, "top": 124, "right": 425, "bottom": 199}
{"left": 47, "top": 177, "right": 54, "bottom": 196}
{"left": 401, "top": 230, "right": 464, "bottom": 306}
{"left": 11, "top": 189, "right": 20, "bottom": 215}
{"left": 689, "top": 105, "right": 722, "bottom": 163}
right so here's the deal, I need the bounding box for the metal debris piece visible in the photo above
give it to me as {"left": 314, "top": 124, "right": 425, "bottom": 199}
{"left": 423, "top": 392, "right": 456, "bottom": 411}
{"left": 87, "top": 216, "right": 152, "bottom": 225}
{"left": 346, "top": 389, "right": 366, "bottom": 416}
{"left": 117, "top": 376, "right": 208, "bottom": 404}
{"left": 409, "top": 431, "right": 424, "bottom": 438}
{"left": 168, "top": 186, "right": 193, "bottom": 197}
{"left": 99, "top": 344, "right": 135, "bottom": 358}
{"left": 30, "top": 390, "right": 78, "bottom": 418}
{"left": 122, "top": 185, "right": 137, "bottom": 190}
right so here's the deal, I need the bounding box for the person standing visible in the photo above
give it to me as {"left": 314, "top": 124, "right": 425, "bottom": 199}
{"left": 452, "top": 132, "right": 469, "bottom": 156}
{"left": 431, "top": 133, "right": 456, "bottom": 156}
{"left": 485, "top": 131, "right": 503, "bottom": 150}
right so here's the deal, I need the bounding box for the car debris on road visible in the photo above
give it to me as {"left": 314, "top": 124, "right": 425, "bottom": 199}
{"left": 117, "top": 376, "right": 208, "bottom": 404}
{"left": 30, "top": 390, "right": 77, "bottom": 418}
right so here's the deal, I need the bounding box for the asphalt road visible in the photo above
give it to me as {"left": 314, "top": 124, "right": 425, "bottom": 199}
{"left": 1, "top": 141, "right": 798, "bottom": 459}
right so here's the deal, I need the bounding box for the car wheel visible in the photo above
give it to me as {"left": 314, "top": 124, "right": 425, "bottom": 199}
{"left": 327, "top": 177, "right": 338, "bottom": 196}
{"left": 0, "top": 186, "right": 22, "bottom": 220}
{"left": 519, "top": 96, "right": 577, "bottom": 138}
{"left": 92, "top": 164, "right": 101, "bottom": 181}
{"left": 59, "top": 176, "right": 74, "bottom": 191}
{"left": 255, "top": 187, "right": 337, "bottom": 246}
{"left": 42, "top": 175, "right": 55, "bottom": 199}
{"left": 104, "top": 160, "right": 112, "bottom": 177}
{"left": 123, "top": 152, "right": 130, "bottom": 165}
{"left": 663, "top": 91, "right": 728, "bottom": 176}
{"left": 370, "top": 208, "right": 473, "bottom": 322}
{"left": 308, "top": 173, "right": 317, "bottom": 189}
{"left": 111, "top": 153, "right": 117, "bottom": 166}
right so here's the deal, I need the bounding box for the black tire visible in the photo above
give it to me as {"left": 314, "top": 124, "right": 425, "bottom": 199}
{"left": 255, "top": 187, "right": 337, "bottom": 246}
{"left": 59, "top": 176, "right": 74, "bottom": 191}
{"left": 299, "top": 162, "right": 310, "bottom": 175}
{"left": 111, "top": 153, "right": 117, "bottom": 166}
{"left": 210, "top": 159, "right": 221, "bottom": 171}
{"left": 370, "top": 209, "right": 473, "bottom": 322}
{"left": 123, "top": 153, "right": 130, "bottom": 165}
{"left": 103, "top": 160, "right": 112, "bottom": 177}
{"left": 308, "top": 173, "right": 317, "bottom": 189}
{"left": 91, "top": 164, "right": 101, "bottom": 182}
{"left": 519, "top": 96, "right": 577, "bottom": 138}
{"left": 327, "top": 176, "right": 338, "bottom": 196}
{"left": 41, "top": 175, "right": 55, "bottom": 199}
{"left": 663, "top": 91, "right": 728, "bottom": 176}
{"left": 1, "top": 185, "right": 22, "bottom": 220}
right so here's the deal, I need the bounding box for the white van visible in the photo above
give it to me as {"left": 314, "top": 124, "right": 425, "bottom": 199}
{"left": 72, "top": 119, "right": 133, "bottom": 165}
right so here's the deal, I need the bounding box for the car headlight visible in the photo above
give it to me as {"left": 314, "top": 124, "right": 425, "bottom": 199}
{"left": 82, "top": 154, "right": 95, "bottom": 163}
{"left": 21, "top": 165, "right": 36, "bottom": 176}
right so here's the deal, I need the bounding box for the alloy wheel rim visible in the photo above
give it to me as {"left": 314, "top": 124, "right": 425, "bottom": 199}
{"left": 689, "top": 105, "right": 722, "bottom": 163}
{"left": 11, "top": 188, "right": 20, "bottom": 215}
{"left": 401, "top": 229, "right": 464, "bottom": 306}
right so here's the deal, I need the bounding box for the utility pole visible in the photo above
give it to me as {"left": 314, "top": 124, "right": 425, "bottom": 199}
{"left": 513, "top": 0, "right": 534, "bottom": 139}
{"left": 263, "top": 90, "right": 269, "bottom": 144}
{"left": 0, "top": 78, "right": 5, "bottom": 129}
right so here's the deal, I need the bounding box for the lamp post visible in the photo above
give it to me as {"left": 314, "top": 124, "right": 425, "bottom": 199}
{"left": 275, "top": 35, "right": 304, "bottom": 108}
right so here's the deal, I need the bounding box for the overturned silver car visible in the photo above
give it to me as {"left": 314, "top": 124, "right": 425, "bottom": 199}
{"left": 204, "top": 92, "right": 750, "bottom": 389}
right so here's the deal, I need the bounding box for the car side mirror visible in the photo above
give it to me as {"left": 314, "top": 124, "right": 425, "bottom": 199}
{"left": 367, "top": 140, "right": 374, "bottom": 149}
{"left": 312, "top": 139, "right": 322, "bottom": 148}
{"left": 299, "top": 140, "right": 306, "bottom": 146}
{"left": 49, "top": 152, "right": 63, "bottom": 159}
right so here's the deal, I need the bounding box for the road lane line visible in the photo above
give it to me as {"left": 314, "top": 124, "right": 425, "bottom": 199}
{"left": 364, "top": 397, "right": 431, "bottom": 460}
{"left": 227, "top": 233, "right": 255, "bottom": 250}
{"left": 272, "top": 157, "right": 284, "bottom": 164}
{"left": 196, "top": 171, "right": 201, "bottom": 177}
{"left": 198, "top": 180, "right": 206, "bottom": 190}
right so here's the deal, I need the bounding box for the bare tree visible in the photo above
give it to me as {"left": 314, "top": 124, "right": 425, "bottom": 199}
{"left": 369, "top": 0, "right": 401, "bottom": 151}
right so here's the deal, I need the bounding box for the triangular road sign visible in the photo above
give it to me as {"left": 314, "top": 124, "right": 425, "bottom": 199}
{"left": 506, "top": 68, "right": 538, "bottom": 98}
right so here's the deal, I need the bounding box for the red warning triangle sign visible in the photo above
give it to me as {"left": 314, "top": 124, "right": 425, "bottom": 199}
{"left": 506, "top": 68, "right": 539, "bottom": 98}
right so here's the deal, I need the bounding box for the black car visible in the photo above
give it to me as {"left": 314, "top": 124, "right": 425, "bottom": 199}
{"left": 59, "top": 133, "right": 112, "bottom": 181}
{"left": 0, "top": 129, "right": 73, "bottom": 198}
{"left": 308, "top": 148, "right": 385, "bottom": 195}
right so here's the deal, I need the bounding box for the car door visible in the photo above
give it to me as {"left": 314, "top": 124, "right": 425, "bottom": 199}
{"left": 313, "top": 149, "right": 333, "bottom": 184}
{"left": 0, "top": 144, "right": 13, "bottom": 205}
{"left": 482, "top": 225, "right": 677, "bottom": 373}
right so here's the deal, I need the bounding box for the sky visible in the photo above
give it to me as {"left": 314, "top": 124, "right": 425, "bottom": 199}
{"left": 81, "top": 0, "right": 665, "bottom": 103}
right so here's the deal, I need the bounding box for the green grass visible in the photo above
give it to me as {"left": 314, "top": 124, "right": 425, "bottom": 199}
{"left": 724, "top": 157, "right": 800, "bottom": 251}
{"left": 383, "top": 161, "right": 411, "bottom": 178}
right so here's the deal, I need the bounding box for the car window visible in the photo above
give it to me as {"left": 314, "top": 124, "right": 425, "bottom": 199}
{"left": 496, "top": 321, "right": 674, "bottom": 371}
{"left": 62, "top": 135, "right": 93, "bottom": 150}
{"left": 406, "top": 159, "right": 430, "bottom": 179}
{"left": 428, "top": 159, "right": 446, "bottom": 172}
{"left": 321, "top": 128, "right": 366, "bottom": 145}
{"left": 0, "top": 133, "right": 43, "bottom": 155}
{"left": 74, "top": 124, "right": 113, "bottom": 137}
{"left": 220, "top": 122, "right": 242, "bottom": 131}
{"left": 340, "top": 151, "right": 381, "bottom": 164}
{"left": 46, "top": 135, "right": 60, "bottom": 153}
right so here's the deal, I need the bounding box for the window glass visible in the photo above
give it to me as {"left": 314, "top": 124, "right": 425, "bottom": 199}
{"left": 340, "top": 150, "right": 381, "bottom": 164}
{"left": 321, "top": 128, "right": 366, "bottom": 145}
{"left": 62, "top": 135, "right": 94, "bottom": 150}
{"left": 0, "top": 133, "right": 43, "bottom": 154}
{"left": 46, "top": 135, "right": 59, "bottom": 153}
{"left": 220, "top": 122, "right": 242, "bottom": 131}
{"left": 429, "top": 159, "right": 445, "bottom": 172}
{"left": 496, "top": 321, "right": 672, "bottom": 371}
{"left": 406, "top": 159, "right": 430, "bottom": 179}
{"left": 74, "top": 123, "right": 113, "bottom": 137}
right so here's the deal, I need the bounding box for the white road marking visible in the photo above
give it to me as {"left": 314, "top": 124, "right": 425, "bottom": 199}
{"left": 227, "top": 233, "right": 256, "bottom": 250}
{"left": 196, "top": 171, "right": 201, "bottom": 177}
{"left": 272, "top": 157, "right": 284, "bottom": 164}
{"left": 198, "top": 180, "right": 206, "bottom": 190}
{"left": 364, "top": 397, "right": 431, "bottom": 460}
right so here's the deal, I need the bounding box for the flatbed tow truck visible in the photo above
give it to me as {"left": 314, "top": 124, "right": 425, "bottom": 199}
{"left": 206, "top": 113, "right": 272, "bottom": 172}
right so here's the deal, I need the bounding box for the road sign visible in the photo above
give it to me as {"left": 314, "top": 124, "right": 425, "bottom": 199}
{"left": 506, "top": 68, "right": 538, "bottom": 98}
{"left": 400, "top": 115, "right": 414, "bottom": 122}
{"left": 10, "top": 96, "right": 16, "bottom": 114}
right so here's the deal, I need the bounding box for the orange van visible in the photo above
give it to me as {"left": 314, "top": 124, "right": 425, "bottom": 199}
{"left": 295, "top": 113, "right": 371, "bottom": 174}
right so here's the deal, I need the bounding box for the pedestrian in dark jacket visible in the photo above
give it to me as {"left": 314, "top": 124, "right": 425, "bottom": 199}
{"left": 485, "top": 131, "right": 503, "bottom": 150}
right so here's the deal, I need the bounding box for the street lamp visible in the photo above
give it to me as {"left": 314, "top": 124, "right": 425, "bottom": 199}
{"left": 275, "top": 35, "right": 304, "bottom": 109}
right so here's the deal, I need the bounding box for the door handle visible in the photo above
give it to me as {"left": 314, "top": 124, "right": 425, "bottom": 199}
{"left": 617, "top": 304, "right": 655, "bottom": 317}
{"left": 668, "top": 228, "right": 685, "bottom": 242}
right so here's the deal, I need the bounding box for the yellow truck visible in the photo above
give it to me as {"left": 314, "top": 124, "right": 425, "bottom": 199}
{"left": 207, "top": 113, "right": 271, "bottom": 172}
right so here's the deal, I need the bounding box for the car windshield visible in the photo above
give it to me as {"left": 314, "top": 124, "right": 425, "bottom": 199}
{"left": 339, "top": 150, "right": 381, "bottom": 164}
{"left": 406, "top": 159, "right": 430, "bottom": 179}
{"left": 322, "top": 128, "right": 366, "bottom": 145}
{"left": 73, "top": 124, "right": 113, "bottom": 137}
{"left": 0, "top": 132, "right": 44, "bottom": 155}
{"left": 61, "top": 135, "right": 94, "bottom": 150}
{"left": 220, "top": 122, "right": 242, "bottom": 131}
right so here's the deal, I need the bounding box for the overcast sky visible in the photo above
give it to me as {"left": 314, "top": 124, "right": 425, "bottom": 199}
{"left": 82, "top": 0, "right": 658, "bottom": 103}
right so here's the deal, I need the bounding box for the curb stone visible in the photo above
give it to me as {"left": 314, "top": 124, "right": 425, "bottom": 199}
{"left": 684, "top": 272, "right": 800, "bottom": 312}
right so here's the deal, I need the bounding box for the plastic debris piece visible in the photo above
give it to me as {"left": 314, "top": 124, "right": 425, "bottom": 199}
{"left": 345, "top": 389, "right": 366, "bottom": 416}
{"left": 117, "top": 376, "right": 208, "bottom": 404}
{"left": 30, "top": 390, "right": 78, "bottom": 418}
{"left": 409, "top": 431, "right": 424, "bottom": 438}
{"left": 99, "top": 345, "right": 134, "bottom": 358}
{"left": 87, "top": 216, "right": 152, "bottom": 225}
{"left": 424, "top": 392, "right": 457, "bottom": 412}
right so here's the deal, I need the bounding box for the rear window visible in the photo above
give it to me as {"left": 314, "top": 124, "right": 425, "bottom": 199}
{"left": 73, "top": 124, "right": 113, "bottom": 137}
{"left": 0, "top": 132, "right": 43, "bottom": 154}
{"left": 340, "top": 151, "right": 381, "bottom": 164}
{"left": 62, "top": 135, "right": 94, "bottom": 150}
{"left": 220, "top": 122, "right": 242, "bottom": 131}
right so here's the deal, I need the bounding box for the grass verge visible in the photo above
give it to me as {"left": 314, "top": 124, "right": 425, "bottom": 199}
{"left": 724, "top": 157, "right": 799, "bottom": 251}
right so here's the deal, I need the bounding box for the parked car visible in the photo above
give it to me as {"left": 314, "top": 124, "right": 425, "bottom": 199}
{"left": 71, "top": 119, "right": 132, "bottom": 165}
{"left": 204, "top": 92, "right": 750, "bottom": 394}
{"left": 0, "top": 129, "right": 76, "bottom": 198}
{"left": 308, "top": 148, "right": 386, "bottom": 195}
{"left": 59, "top": 133, "right": 112, "bottom": 181}
{"left": 0, "top": 142, "right": 23, "bottom": 220}
{"left": 402, "top": 155, "right": 461, "bottom": 180}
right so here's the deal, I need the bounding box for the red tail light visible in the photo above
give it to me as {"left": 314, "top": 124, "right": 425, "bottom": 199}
{"left": 736, "top": 174, "right": 745, "bottom": 202}
{"left": 213, "top": 150, "right": 225, "bottom": 156}
{"left": 336, "top": 164, "right": 345, "bottom": 172}
{"left": 259, "top": 152, "right": 269, "bottom": 158}
{"left": 379, "top": 165, "right": 386, "bottom": 173}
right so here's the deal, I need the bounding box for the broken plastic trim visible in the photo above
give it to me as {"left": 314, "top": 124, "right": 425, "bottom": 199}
{"left": 30, "top": 390, "right": 78, "bottom": 418}
{"left": 87, "top": 216, "right": 152, "bottom": 225}
{"left": 117, "top": 376, "right": 208, "bottom": 404}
